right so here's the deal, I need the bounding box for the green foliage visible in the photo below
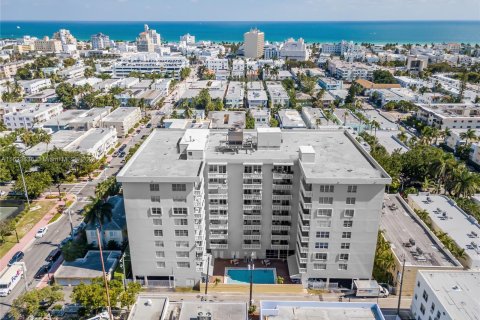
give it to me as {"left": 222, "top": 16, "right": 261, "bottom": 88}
{"left": 383, "top": 100, "right": 418, "bottom": 113}
{"left": 13, "top": 171, "right": 52, "bottom": 199}
{"left": 10, "top": 285, "right": 64, "bottom": 320}
{"left": 55, "top": 82, "right": 77, "bottom": 108}
{"left": 0, "top": 219, "right": 15, "bottom": 242}
{"left": 373, "top": 231, "right": 395, "bottom": 284}
{"left": 372, "top": 70, "right": 397, "bottom": 84}
{"left": 62, "top": 238, "right": 88, "bottom": 262}
{"left": 180, "top": 67, "right": 191, "bottom": 80}
{"left": 269, "top": 117, "right": 279, "bottom": 127}
{"left": 63, "top": 58, "right": 76, "bottom": 67}
{"left": 15, "top": 67, "right": 33, "bottom": 80}
{"left": 245, "top": 110, "right": 255, "bottom": 129}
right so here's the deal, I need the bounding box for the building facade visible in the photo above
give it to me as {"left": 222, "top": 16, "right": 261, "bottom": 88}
{"left": 244, "top": 29, "right": 265, "bottom": 59}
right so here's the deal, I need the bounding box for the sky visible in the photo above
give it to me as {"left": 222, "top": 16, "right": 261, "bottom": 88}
{"left": 1, "top": 0, "right": 480, "bottom": 21}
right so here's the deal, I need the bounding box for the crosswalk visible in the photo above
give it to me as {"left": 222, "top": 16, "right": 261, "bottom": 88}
{"left": 70, "top": 181, "right": 88, "bottom": 195}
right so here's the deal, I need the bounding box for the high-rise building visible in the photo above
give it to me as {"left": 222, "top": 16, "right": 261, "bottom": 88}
{"left": 180, "top": 33, "right": 196, "bottom": 45}
{"left": 244, "top": 28, "right": 265, "bottom": 59}
{"left": 117, "top": 128, "right": 391, "bottom": 287}
{"left": 91, "top": 33, "right": 112, "bottom": 50}
{"left": 279, "top": 38, "right": 310, "bottom": 61}
{"left": 136, "top": 24, "right": 161, "bottom": 53}
{"left": 53, "top": 29, "right": 77, "bottom": 45}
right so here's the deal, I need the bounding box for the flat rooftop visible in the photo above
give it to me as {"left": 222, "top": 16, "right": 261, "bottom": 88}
{"left": 25, "top": 130, "right": 83, "bottom": 157}
{"left": 103, "top": 107, "right": 139, "bottom": 122}
{"left": 54, "top": 251, "right": 120, "bottom": 280}
{"left": 225, "top": 81, "right": 245, "bottom": 100}
{"left": 278, "top": 109, "right": 306, "bottom": 128}
{"left": 67, "top": 128, "right": 115, "bottom": 152}
{"left": 118, "top": 129, "right": 390, "bottom": 184}
{"left": 417, "top": 103, "right": 480, "bottom": 119}
{"left": 247, "top": 90, "right": 268, "bottom": 101}
{"left": 419, "top": 271, "right": 480, "bottom": 320}
{"left": 260, "top": 301, "right": 385, "bottom": 320}
{"left": 409, "top": 194, "right": 480, "bottom": 269}
{"left": 128, "top": 296, "right": 168, "bottom": 320}
{"left": 245, "top": 81, "right": 264, "bottom": 91}
{"left": 374, "top": 131, "right": 408, "bottom": 154}
{"left": 208, "top": 111, "right": 245, "bottom": 129}
{"left": 381, "top": 194, "right": 460, "bottom": 267}
{"left": 178, "top": 302, "right": 247, "bottom": 320}
{"left": 43, "top": 109, "right": 87, "bottom": 127}
{"left": 25, "top": 88, "right": 57, "bottom": 99}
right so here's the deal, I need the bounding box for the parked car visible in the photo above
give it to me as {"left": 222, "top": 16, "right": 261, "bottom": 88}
{"left": 35, "top": 227, "right": 48, "bottom": 238}
{"left": 7, "top": 251, "right": 24, "bottom": 266}
{"left": 146, "top": 123, "right": 152, "bottom": 128}
{"left": 34, "top": 264, "right": 50, "bottom": 280}
{"left": 46, "top": 248, "right": 62, "bottom": 262}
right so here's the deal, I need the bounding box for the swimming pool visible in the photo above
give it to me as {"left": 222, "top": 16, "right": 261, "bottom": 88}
{"left": 225, "top": 268, "right": 276, "bottom": 284}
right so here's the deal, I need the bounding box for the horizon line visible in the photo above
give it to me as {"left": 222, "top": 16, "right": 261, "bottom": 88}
{"left": 2, "top": 19, "right": 480, "bottom": 23}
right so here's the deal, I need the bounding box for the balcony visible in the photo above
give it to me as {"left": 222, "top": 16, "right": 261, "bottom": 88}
{"left": 194, "top": 208, "right": 205, "bottom": 219}
{"left": 272, "top": 215, "right": 291, "bottom": 221}
{"left": 210, "top": 243, "right": 228, "bottom": 249}
{"left": 209, "top": 223, "right": 229, "bottom": 230}
{"left": 272, "top": 184, "right": 293, "bottom": 190}
{"left": 243, "top": 184, "right": 263, "bottom": 189}
{"left": 271, "top": 234, "right": 290, "bottom": 240}
{"left": 208, "top": 173, "right": 228, "bottom": 179}
{"left": 243, "top": 194, "right": 262, "bottom": 200}
{"left": 298, "top": 245, "right": 309, "bottom": 254}
{"left": 208, "top": 183, "right": 228, "bottom": 190}
{"left": 242, "top": 244, "right": 262, "bottom": 250}
{"left": 194, "top": 198, "right": 204, "bottom": 208}
{"left": 298, "top": 233, "right": 309, "bottom": 243}
{"left": 271, "top": 244, "right": 290, "bottom": 250}
{"left": 300, "top": 183, "right": 313, "bottom": 197}
{"left": 194, "top": 189, "right": 203, "bottom": 197}
{"left": 243, "top": 173, "right": 263, "bottom": 179}
{"left": 242, "top": 234, "right": 261, "bottom": 240}
{"left": 210, "top": 233, "right": 228, "bottom": 239}
{"left": 243, "top": 224, "right": 262, "bottom": 230}
{"left": 271, "top": 225, "right": 291, "bottom": 231}
{"left": 300, "top": 199, "right": 313, "bottom": 209}
{"left": 273, "top": 172, "right": 294, "bottom": 180}
{"left": 243, "top": 205, "right": 262, "bottom": 211}
{"left": 194, "top": 221, "right": 205, "bottom": 231}
{"left": 209, "top": 204, "right": 229, "bottom": 211}
{"left": 243, "top": 214, "right": 262, "bottom": 220}
{"left": 272, "top": 194, "right": 292, "bottom": 201}
{"left": 272, "top": 205, "right": 291, "bottom": 211}
{"left": 299, "top": 209, "right": 311, "bottom": 221}
{"left": 195, "top": 234, "right": 204, "bottom": 242}
{"left": 208, "top": 193, "right": 228, "bottom": 200}
{"left": 209, "top": 214, "right": 228, "bottom": 220}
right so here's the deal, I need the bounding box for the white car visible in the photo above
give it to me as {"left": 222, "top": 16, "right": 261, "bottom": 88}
{"left": 35, "top": 227, "right": 48, "bottom": 238}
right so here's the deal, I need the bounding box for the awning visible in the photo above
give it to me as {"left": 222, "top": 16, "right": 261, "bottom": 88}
{"left": 287, "top": 255, "right": 302, "bottom": 279}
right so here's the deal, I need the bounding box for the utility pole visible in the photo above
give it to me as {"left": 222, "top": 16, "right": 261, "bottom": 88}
{"left": 397, "top": 256, "right": 406, "bottom": 316}
{"left": 16, "top": 159, "right": 30, "bottom": 206}
{"left": 120, "top": 253, "right": 127, "bottom": 290}
{"left": 204, "top": 255, "right": 210, "bottom": 297}
{"left": 67, "top": 208, "right": 74, "bottom": 238}
{"left": 96, "top": 227, "right": 113, "bottom": 320}
{"left": 248, "top": 263, "right": 254, "bottom": 308}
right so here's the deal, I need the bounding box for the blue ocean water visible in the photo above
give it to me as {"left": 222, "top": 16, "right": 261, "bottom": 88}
{"left": 1, "top": 21, "right": 479, "bottom": 44}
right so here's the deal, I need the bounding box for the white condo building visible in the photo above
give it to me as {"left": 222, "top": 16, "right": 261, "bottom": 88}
{"left": 180, "top": 33, "right": 196, "bottom": 45}
{"left": 91, "top": 33, "right": 112, "bottom": 50}
{"left": 136, "top": 24, "right": 161, "bottom": 53}
{"left": 117, "top": 128, "right": 391, "bottom": 288}
{"left": 112, "top": 53, "right": 189, "bottom": 78}
{"left": 244, "top": 29, "right": 265, "bottom": 59}
{"left": 279, "top": 38, "right": 309, "bottom": 61}
{"left": 1, "top": 103, "right": 63, "bottom": 130}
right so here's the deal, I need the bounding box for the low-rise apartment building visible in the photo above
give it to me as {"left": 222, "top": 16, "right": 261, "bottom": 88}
{"left": 1, "top": 102, "right": 63, "bottom": 130}
{"left": 58, "top": 65, "right": 86, "bottom": 79}
{"left": 112, "top": 53, "right": 189, "bottom": 78}
{"left": 410, "top": 271, "right": 480, "bottom": 320}
{"left": 18, "top": 78, "right": 52, "bottom": 94}
{"left": 24, "top": 88, "right": 58, "bottom": 103}
{"left": 0, "top": 60, "right": 33, "bottom": 78}
{"left": 117, "top": 128, "right": 391, "bottom": 288}
{"left": 266, "top": 81, "right": 289, "bottom": 107}
{"left": 225, "top": 82, "right": 245, "bottom": 108}
{"left": 278, "top": 109, "right": 307, "bottom": 129}
{"left": 415, "top": 103, "right": 480, "bottom": 129}
{"left": 34, "top": 36, "right": 62, "bottom": 53}
{"left": 102, "top": 107, "right": 142, "bottom": 137}
{"left": 327, "top": 59, "right": 376, "bottom": 82}
{"left": 278, "top": 38, "right": 309, "bottom": 61}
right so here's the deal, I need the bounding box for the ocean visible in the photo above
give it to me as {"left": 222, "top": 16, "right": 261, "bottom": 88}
{"left": 1, "top": 21, "right": 479, "bottom": 44}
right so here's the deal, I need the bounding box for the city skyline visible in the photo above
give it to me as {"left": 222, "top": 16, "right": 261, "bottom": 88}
{"left": 1, "top": 0, "right": 479, "bottom": 21}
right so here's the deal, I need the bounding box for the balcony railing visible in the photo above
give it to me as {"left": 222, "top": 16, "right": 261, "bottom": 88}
{"left": 209, "top": 204, "right": 229, "bottom": 211}
{"left": 209, "top": 224, "right": 229, "bottom": 230}
{"left": 272, "top": 184, "right": 293, "bottom": 190}
{"left": 208, "top": 193, "right": 228, "bottom": 199}
{"left": 300, "top": 182, "right": 313, "bottom": 197}
{"left": 242, "top": 244, "right": 262, "bottom": 250}
{"left": 243, "top": 173, "right": 263, "bottom": 179}
{"left": 272, "top": 194, "right": 293, "bottom": 201}
{"left": 272, "top": 215, "right": 291, "bottom": 221}
{"left": 243, "top": 184, "right": 263, "bottom": 189}
{"left": 272, "top": 205, "right": 291, "bottom": 211}
{"left": 271, "top": 234, "right": 290, "bottom": 240}
{"left": 243, "top": 205, "right": 262, "bottom": 211}
{"left": 208, "top": 173, "right": 228, "bottom": 179}
{"left": 243, "top": 224, "right": 262, "bottom": 230}
{"left": 242, "top": 234, "right": 262, "bottom": 240}
{"left": 271, "top": 244, "right": 290, "bottom": 250}
{"left": 271, "top": 225, "right": 291, "bottom": 231}
{"left": 208, "top": 183, "right": 228, "bottom": 190}
{"left": 300, "top": 199, "right": 313, "bottom": 209}
{"left": 210, "top": 243, "right": 228, "bottom": 249}
{"left": 209, "top": 214, "right": 228, "bottom": 220}
{"left": 209, "top": 233, "right": 228, "bottom": 239}
{"left": 273, "top": 172, "right": 294, "bottom": 179}
{"left": 194, "top": 189, "right": 203, "bottom": 197}
{"left": 243, "top": 194, "right": 262, "bottom": 200}
{"left": 243, "top": 214, "right": 262, "bottom": 220}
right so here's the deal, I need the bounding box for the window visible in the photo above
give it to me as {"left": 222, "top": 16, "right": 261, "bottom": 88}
{"left": 172, "top": 184, "right": 186, "bottom": 192}
{"left": 155, "top": 251, "right": 165, "bottom": 258}
{"left": 156, "top": 261, "right": 165, "bottom": 268}
{"left": 154, "top": 230, "right": 163, "bottom": 237}
{"left": 315, "top": 242, "right": 329, "bottom": 249}
{"left": 313, "top": 263, "right": 327, "bottom": 270}
{"left": 318, "top": 220, "right": 331, "bottom": 228}
{"left": 344, "top": 209, "right": 355, "bottom": 218}
{"left": 343, "top": 221, "right": 353, "bottom": 228}
{"left": 177, "top": 262, "right": 190, "bottom": 268}
{"left": 176, "top": 251, "right": 189, "bottom": 258}
{"left": 341, "top": 243, "right": 350, "bottom": 250}
{"left": 175, "top": 230, "right": 188, "bottom": 237}
{"left": 314, "top": 253, "right": 328, "bottom": 260}
{"left": 318, "top": 197, "right": 333, "bottom": 204}
{"left": 339, "top": 264, "right": 348, "bottom": 270}
{"left": 316, "top": 231, "right": 330, "bottom": 238}
{"left": 347, "top": 185, "right": 357, "bottom": 193}
{"left": 346, "top": 197, "right": 356, "bottom": 205}
{"left": 175, "top": 241, "right": 189, "bottom": 248}
{"left": 151, "top": 208, "right": 162, "bottom": 215}
{"left": 339, "top": 253, "right": 349, "bottom": 261}
{"left": 151, "top": 195, "right": 161, "bottom": 202}
{"left": 420, "top": 303, "right": 426, "bottom": 315}
{"left": 153, "top": 218, "right": 162, "bottom": 226}
{"left": 422, "top": 290, "right": 429, "bottom": 302}
{"left": 174, "top": 218, "right": 188, "bottom": 226}
{"left": 150, "top": 183, "right": 159, "bottom": 191}
{"left": 154, "top": 241, "right": 164, "bottom": 247}
{"left": 430, "top": 302, "right": 436, "bottom": 313}
{"left": 173, "top": 208, "right": 188, "bottom": 215}
{"left": 317, "top": 209, "right": 333, "bottom": 218}
{"left": 342, "top": 232, "right": 352, "bottom": 239}
{"left": 319, "top": 185, "right": 334, "bottom": 193}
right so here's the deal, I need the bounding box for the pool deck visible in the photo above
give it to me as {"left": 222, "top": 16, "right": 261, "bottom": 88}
{"left": 212, "top": 259, "right": 293, "bottom": 284}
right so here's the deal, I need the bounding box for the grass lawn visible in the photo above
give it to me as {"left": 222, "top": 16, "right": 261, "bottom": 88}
{"left": 48, "top": 212, "right": 63, "bottom": 224}
{"left": 0, "top": 200, "right": 56, "bottom": 258}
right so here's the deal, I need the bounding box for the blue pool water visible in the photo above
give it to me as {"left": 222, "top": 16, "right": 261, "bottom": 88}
{"left": 225, "top": 268, "right": 276, "bottom": 284}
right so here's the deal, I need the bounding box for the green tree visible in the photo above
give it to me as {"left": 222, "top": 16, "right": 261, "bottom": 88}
{"left": 0, "top": 219, "right": 15, "bottom": 242}
{"left": 120, "top": 282, "right": 142, "bottom": 310}
{"left": 63, "top": 58, "right": 76, "bottom": 67}
{"left": 55, "top": 82, "right": 77, "bottom": 108}
{"left": 180, "top": 67, "right": 191, "bottom": 80}
{"left": 245, "top": 110, "right": 255, "bottom": 129}
{"left": 10, "top": 286, "right": 63, "bottom": 320}
{"left": 84, "top": 67, "right": 95, "bottom": 78}
{"left": 62, "top": 239, "right": 88, "bottom": 261}
{"left": 13, "top": 171, "right": 52, "bottom": 199}
{"left": 372, "top": 70, "right": 397, "bottom": 84}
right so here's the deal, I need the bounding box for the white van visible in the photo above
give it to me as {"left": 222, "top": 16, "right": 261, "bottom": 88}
{"left": 0, "top": 265, "right": 24, "bottom": 296}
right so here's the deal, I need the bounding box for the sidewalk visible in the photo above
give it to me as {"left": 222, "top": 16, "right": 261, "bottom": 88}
{"left": 0, "top": 194, "right": 75, "bottom": 270}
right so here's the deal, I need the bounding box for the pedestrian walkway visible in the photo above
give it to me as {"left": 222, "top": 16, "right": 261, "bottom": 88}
{"left": 70, "top": 181, "right": 87, "bottom": 195}
{"left": 0, "top": 194, "right": 75, "bottom": 270}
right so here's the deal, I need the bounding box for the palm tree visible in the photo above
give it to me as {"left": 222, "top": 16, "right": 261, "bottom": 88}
{"left": 460, "top": 128, "right": 477, "bottom": 144}
{"left": 315, "top": 118, "right": 322, "bottom": 128}
{"left": 271, "top": 66, "right": 280, "bottom": 80}
{"left": 452, "top": 168, "right": 480, "bottom": 198}
{"left": 263, "top": 64, "right": 271, "bottom": 79}
{"left": 370, "top": 120, "right": 380, "bottom": 136}
{"left": 184, "top": 105, "right": 194, "bottom": 119}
